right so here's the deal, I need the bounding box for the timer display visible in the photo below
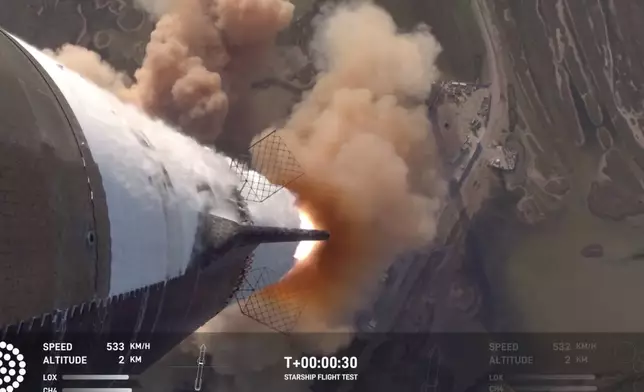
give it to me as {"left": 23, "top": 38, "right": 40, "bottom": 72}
{"left": 285, "top": 356, "right": 358, "bottom": 369}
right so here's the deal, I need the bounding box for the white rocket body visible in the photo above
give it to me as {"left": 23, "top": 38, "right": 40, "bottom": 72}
{"left": 10, "top": 35, "right": 300, "bottom": 297}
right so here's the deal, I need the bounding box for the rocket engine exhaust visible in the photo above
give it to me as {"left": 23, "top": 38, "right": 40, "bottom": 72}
{"left": 193, "top": 12, "right": 445, "bottom": 389}
{"left": 42, "top": 0, "right": 445, "bottom": 335}
{"left": 250, "top": 2, "right": 445, "bottom": 334}
{"left": 4, "top": 0, "right": 448, "bottom": 389}
{"left": 294, "top": 209, "right": 318, "bottom": 261}
{"left": 0, "top": 27, "right": 321, "bottom": 327}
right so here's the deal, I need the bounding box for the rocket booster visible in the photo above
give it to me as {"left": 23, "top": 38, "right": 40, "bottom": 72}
{"left": 0, "top": 27, "right": 324, "bottom": 334}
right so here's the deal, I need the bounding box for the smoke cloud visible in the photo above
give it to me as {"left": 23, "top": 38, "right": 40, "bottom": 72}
{"left": 132, "top": 0, "right": 173, "bottom": 19}
{"left": 43, "top": 44, "right": 131, "bottom": 96}
{"left": 47, "top": 0, "right": 294, "bottom": 144}
{"left": 257, "top": 1, "right": 444, "bottom": 328}
{"left": 186, "top": 3, "right": 445, "bottom": 389}
{"left": 44, "top": 1, "right": 445, "bottom": 389}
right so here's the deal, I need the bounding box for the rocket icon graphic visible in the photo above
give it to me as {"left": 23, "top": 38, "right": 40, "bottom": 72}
{"left": 194, "top": 344, "right": 206, "bottom": 391}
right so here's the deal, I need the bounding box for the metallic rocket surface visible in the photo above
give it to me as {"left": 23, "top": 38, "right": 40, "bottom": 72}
{"left": 0, "top": 27, "right": 326, "bottom": 354}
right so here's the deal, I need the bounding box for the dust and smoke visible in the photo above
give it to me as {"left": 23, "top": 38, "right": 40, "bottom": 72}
{"left": 256, "top": 1, "right": 444, "bottom": 328}
{"left": 132, "top": 0, "right": 173, "bottom": 19}
{"left": 46, "top": 0, "right": 294, "bottom": 144}
{"left": 43, "top": 44, "right": 131, "bottom": 95}
{"left": 45, "top": 0, "right": 445, "bottom": 389}
{"left": 193, "top": 3, "right": 445, "bottom": 390}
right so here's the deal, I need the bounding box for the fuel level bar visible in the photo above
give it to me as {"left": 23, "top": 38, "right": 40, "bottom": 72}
{"left": 62, "top": 375, "right": 130, "bottom": 381}
{"left": 62, "top": 389, "right": 132, "bottom": 392}
{"left": 510, "top": 374, "right": 597, "bottom": 381}
{"left": 513, "top": 387, "right": 597, "bottom": 392}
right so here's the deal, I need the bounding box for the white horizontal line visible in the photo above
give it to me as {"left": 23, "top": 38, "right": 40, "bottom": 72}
{"left": 62, "top": 374, "right": 130, "bottom": 381}
{"left": 512, "top": 374, "right": 597, "bottom": 381}
{"left": 514, "top": 386, "right": 597, "bottom": 392}
{"left": 62, "top": 388, "right": 132, "bottom": 392}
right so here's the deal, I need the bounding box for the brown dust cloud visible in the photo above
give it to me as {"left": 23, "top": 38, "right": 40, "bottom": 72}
{"left": 46, "top": 0, "right": 294, "bottom": 144}
{"left": 250, "top": 3, "right": 446, "bottom": 338}
{"left": 46, "top": 0, "right": 445, "bottom": 389}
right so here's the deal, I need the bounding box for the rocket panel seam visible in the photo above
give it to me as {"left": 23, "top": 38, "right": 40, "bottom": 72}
{"left": 0, "top": 29, "right": 112, "bottom": 298}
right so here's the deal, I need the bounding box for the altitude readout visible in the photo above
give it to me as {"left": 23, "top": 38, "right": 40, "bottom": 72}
{"left": 489, "top": 342, "right": 534, "bottom": 365}
{"left": 486, "top": 339, "right": 600, "bottom": 368}
{"left": 42, "top": 343, "right": 87, "bottom": 365}
{"left": 553, "top": 341, "right": 597, "bottom": 364}
{"left": 106, "top": 342, "right": 152, "bottom": 365}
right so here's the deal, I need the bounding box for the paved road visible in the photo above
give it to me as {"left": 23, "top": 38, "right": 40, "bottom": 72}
{"left": 473, "top": 0, "right": 507, "bottom": 140}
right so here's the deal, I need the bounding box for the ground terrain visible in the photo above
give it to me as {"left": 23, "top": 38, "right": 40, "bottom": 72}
{"left": 473, "top": 0, "right": 644, "bottom": 333}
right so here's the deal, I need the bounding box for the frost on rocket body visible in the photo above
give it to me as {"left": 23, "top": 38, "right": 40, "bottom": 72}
{"left": 42, "top": 1, "right": 447, "bottom": 386}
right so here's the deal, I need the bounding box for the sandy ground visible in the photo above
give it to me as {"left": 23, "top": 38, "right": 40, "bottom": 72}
{"left": 470, "top": 0, "right": 644, "bottom": 332}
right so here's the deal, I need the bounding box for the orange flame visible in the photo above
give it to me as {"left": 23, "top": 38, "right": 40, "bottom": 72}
{"left": 293, "top": 209, "right": 319, "bottom": 262}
